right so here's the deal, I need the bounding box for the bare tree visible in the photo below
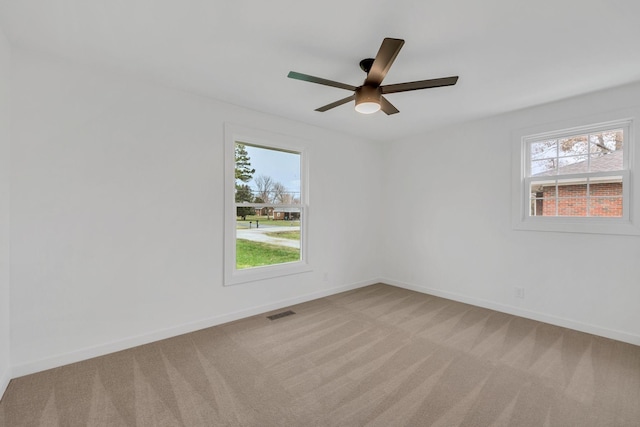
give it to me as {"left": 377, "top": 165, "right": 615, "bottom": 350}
{"left": 254, "top": 175, "right": 274, "bottom": 203}
{"left": 280, "top": 193, "right": 295, "bottom": 204}
{"left": 531, "top": 129, "right": 624, "bottom": 176}
{"left": 272, "top": 182, "right": 288, "bottom": 203}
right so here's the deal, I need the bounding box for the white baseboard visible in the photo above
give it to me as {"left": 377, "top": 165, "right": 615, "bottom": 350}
{"left": 10, "top": 277, "right": 639, "bottom": 380}
{"left": 0, "top": 367, "right": 10, "bottom": 402}
{"left": 11, "top": 278, "right": 378, "bottom": 378}
{"left": 382, "top": 278, "right": 640, "bottom": 347}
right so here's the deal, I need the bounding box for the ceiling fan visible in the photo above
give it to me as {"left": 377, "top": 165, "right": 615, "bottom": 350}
{"left": 287, "top": 38, "right": 459, "bottom": 115}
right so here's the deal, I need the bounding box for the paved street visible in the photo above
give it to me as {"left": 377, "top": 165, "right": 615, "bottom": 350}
{"left": 236, "top": 226, "right": 300, "bottom": 249}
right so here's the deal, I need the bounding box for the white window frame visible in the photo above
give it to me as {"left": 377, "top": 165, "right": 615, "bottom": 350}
{"left": 224, "top": 123, "right": 311, "bottom": 286}
{"left": 512, "top": 109, "right": 640, "bottom": 235}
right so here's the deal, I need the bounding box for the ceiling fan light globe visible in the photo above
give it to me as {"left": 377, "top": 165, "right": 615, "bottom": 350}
{"left": 355, "top": 101, "right": 381, "bottom": 114}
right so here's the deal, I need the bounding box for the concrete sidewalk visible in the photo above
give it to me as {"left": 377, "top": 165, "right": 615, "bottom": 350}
{"left": 236, "top": 226, "right": 300, "bottom": 249}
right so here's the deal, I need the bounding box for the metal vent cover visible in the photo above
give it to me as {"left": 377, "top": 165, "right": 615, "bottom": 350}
{"left": 267, "top": 310, "right": 296, "bottom": 320}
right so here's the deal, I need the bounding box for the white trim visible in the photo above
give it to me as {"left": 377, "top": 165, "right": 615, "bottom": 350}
{"left": 0, "top": 367, "right": 10, "bottom": 400}
{"left": 224, "top": 122, "right": 311, "bottom": 286}
{"left": 9, "top": 277, "right": 640, "bottom": 378}
{"left": 512, "top": 108, "right": 640, "bottom": 235}
{"left": 11, "top": 278, "right": 378, "bottom": 378}
{"left": 382, "top": 278, "right": 640, "bottom": 346}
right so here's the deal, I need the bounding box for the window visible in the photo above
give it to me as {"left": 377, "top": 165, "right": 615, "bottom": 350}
{"left": 526, "top": 125, "right": 626, "bottom": 218}
{"left": 224, "top": 124, "right": 310, "bottom": 285}
{"left": 513, "top": 113, "right": 640, "bottom": 235}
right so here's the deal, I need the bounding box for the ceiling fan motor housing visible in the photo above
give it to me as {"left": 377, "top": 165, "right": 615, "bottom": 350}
{"left": 355, "top": 85, "right": 382, "bottom": 105}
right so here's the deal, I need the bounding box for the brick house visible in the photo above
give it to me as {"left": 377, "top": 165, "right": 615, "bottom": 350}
{"left": 532, "top": 150, "right": 622, "bottom": 217}
{"left": 254, "top": 207, "right": 274, "bottom": 217}
{"left": 273, "top": 208, "right": 300, "bottom": 220}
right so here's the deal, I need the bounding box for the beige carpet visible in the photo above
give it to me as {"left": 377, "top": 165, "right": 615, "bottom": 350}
{"left": 1, "top": 284, "right": 639, "bottom": 426}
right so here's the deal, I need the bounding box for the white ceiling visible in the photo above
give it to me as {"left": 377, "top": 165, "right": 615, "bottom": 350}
{"left": 1, "top": 0, "right": 640, "bottom": 141}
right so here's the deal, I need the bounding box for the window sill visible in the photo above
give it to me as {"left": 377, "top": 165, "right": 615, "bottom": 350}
{"left": 513, "top": 216, "right": 640, "bottom": 236}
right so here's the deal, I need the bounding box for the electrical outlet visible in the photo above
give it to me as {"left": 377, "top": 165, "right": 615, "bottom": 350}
{"left": 515, "top": 287, "right": 525, "bottom": 298}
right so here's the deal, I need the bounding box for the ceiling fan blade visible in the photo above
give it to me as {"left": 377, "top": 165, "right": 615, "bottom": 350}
{"left": 380, "top": 96, "right": 399, "bottom": 115}
{"left": 381, "top": 76, "right": 458, "bottom": 94}
{"left": 288, "top": 71, "right": 357, "bottom": 92}
{"left": 315, "top": 94, "right": 356, "bottom": 112}
{"left": 365, "top": 38, "right": 405, "bottom": 87}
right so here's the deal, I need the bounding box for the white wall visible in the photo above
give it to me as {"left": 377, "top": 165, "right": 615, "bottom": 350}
{"left": 0, "top": 26, "right": 11, "bottom": 395}
{"left": 10, "top": 48, "right": 383, "bottom": 375}
{"left": 7, "top": 44, "right": 640, "bottom": 382}
{"left": 381, "top": 82, "right": 640, "bottom": 345}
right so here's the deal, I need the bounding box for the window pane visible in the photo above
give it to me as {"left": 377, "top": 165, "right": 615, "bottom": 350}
{"left": 243, "top": 144, "right": 301, "bottom": 205}
{"left": 588, "top": 176, "right": 623, "bottom": 217}
{"left": 558, "top": 199, "right": 587, "bottom": 217}
{"left": 529, "top": 129, "right": 625, "bottom": 178}
{"left": 530, "top": 195, "right": 554, "bottom": 216}
{"left": 531, "top": 159, "right": 557, "bottom": 176}
{"left": 556, "top": 178, "right": 587, "bottom": 217}
{"left": 589, "top": 130, "right": 623, "bottom": 172}
{"left": 530, "top": 140, "right": 557, "bottom": 161}
{"left": 528, "top": 176, "right": 625, "bottom": 218}
{"left": 589, "top": 129, "right": 623, "bottom": 153}
{"left": 529, "top": 180, "right": 556, "bottom": 216}
{"left": 589, "top": 197, "right": 623, "bottom": 217}
{"left": 529, "top": 181, "right": 542, "bottom": 216}
{"left": 559, "top": 135, "right": 588, "bottom": 156}
{"left": 588, "top": 176, "right": 623, "bottom": 196}
{"left": 557, "top": 155, "right": 588, "bottom": 173}
{"left": 531, "top": 196, "right": 557, "bottom": 216}
{"left": 236, "top": 208, "right": 301, "bottom": 270}
{"left": 557, "top": 178, "right": 587, "bottom": 196}
{"left": 529, "top": 180, "right": 555, "bottom": 196}
{"left": 234, "top": 142, "right": 302, "bottom": 271}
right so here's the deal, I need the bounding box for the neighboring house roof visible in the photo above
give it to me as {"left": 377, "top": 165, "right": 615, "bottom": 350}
{"left": 533, "top": 150, "right": 623, "bottom": 177}
{"left": 273, "top": 208, "right": 300, "bottom": 213}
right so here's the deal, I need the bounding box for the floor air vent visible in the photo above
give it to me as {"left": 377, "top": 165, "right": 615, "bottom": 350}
{"left": 267, "top": 310, "right": 296, "bottom": 320}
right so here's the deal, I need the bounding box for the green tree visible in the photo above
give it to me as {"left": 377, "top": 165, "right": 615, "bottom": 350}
{"left": 236, "top": 183, "right": 255, "bottom": 220}
{"left": 235, "top": 184, "right": 253, "bottom": 203}
{"left": 236, "top": 206, "right": 255, "bottom": 221}
{"left": 235, "top": 143, "right": 255, "bottom": 183}
{"left": 236, "top": 185, "right": 255, "bottom": 219}
{"left": 235, "top": 144, "right": 256, "bottom": 220}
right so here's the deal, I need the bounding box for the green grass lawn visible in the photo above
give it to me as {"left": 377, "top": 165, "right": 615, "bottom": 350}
{"left": 264, "top": 230, "right": 300, "bottom": 240}
{"left": 236, "top": 239, "right": 300, "bottom": 269}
